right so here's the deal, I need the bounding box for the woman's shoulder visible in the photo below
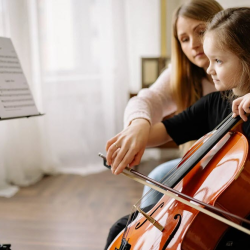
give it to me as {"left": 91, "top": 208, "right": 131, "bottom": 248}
{"left": 155, "top": 64, "right": 172, "bottom": 83}
{"left": 148, "top": 65, "right": 172, "bottom": 92}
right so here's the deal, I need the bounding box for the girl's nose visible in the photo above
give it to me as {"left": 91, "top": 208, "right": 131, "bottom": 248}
{"left": 206, "top": 63, "right": 214, "bottom": 75}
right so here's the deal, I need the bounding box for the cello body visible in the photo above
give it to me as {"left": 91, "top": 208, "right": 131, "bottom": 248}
{"left": 108, "top": 126, "right": 250, "bottom": 249}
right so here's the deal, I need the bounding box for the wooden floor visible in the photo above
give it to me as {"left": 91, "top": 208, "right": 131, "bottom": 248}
{"left": 0, "top": 159, "right": 166, "bottom": 250}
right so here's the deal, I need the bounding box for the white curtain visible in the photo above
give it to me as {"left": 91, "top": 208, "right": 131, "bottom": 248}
{"left": 37, "top": 0, "right": 129, "bottom": 174}
{"left": 0, "top": 0, "right": 129, "bottom": 197}
{"left": 2, "top": 0, "right": 248, "bottom": 198}
{"left": 0, "top": 0, "right": 59, "bottom": 197}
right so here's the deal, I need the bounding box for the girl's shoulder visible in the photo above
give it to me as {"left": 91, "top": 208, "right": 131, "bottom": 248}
{"left": 201, "top": 91, "right": 224, "bottom": 103}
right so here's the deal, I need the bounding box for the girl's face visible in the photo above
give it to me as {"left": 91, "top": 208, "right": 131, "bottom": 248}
{"left": 204, "top": 31, "right": 243, "bottom": 95}
{"left": 177, "top": 16, "right": 208, "bottom": 69}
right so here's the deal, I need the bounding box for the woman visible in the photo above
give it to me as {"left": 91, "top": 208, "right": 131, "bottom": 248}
{"left": 104, "top": 1, "right": 223, "bottom": 249}
{"left": 106, "top": 0, "right": 223, "bottom": 205}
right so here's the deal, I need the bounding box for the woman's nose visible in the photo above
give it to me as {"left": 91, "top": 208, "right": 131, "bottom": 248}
{"left": 191, "top": 36, "right": 201, "bottom": 49}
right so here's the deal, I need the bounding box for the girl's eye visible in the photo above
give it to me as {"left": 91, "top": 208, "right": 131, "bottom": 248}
{"left": 215, "top": 59, "right": 222, "bottom": 64}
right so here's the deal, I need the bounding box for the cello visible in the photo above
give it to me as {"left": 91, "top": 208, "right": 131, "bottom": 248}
{"left": 100, "top": 113, "right": 250, "bottom": 249}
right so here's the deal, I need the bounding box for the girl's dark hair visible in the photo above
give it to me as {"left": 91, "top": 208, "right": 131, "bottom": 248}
{"left": 206, "top": 7, "right": 250, "bottom": 97}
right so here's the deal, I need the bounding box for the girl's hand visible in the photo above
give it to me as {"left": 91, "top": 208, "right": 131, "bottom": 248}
{"left": 105, "top": 118, "right": 150, "bottom": 175}
{"left": 232, "top": 93, "right": 250, "bottom": 121}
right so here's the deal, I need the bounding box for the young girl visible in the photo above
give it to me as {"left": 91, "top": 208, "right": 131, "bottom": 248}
{"left": 105, "top": 7, "right": 250, "bottom": 249}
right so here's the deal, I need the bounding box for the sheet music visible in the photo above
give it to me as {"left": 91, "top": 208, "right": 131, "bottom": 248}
{"left": 0, "top": 37, "right": 39, "bottom": 118}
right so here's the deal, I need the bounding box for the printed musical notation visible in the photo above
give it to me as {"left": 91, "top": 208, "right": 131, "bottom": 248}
{"left": 0, "top": 37, "right": 39, "bottom": 118}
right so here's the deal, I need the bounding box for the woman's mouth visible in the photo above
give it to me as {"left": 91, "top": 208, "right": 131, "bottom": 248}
{"left": 195, "top": 52, "right": 204, "bottom": 58}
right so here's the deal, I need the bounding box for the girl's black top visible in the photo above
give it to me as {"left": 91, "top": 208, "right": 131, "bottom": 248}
{"left": 162, "top": 92, "right": 250, "bottom": 145}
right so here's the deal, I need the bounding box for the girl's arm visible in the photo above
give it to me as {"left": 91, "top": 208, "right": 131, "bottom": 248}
{"left": 147, "top": 122, "right": 172, "bottom": 147}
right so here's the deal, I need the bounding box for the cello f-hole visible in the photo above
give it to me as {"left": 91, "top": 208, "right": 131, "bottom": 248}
{"left": 135, "top": 202, "right": 164, "bottom": 230}
{"left": 162, "top": 214, "right": 182, "bottom": 250}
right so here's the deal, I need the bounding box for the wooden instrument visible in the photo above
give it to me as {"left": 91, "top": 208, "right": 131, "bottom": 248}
{"left": 100, "top": 114, "right": 250, "bottom": 249}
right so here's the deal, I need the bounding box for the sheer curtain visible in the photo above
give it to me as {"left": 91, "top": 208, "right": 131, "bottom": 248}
{"left": 0, "top": 0, "right": 128, "bottom": 197}
{"left": 3, "top": 0, "right": 246, "bottom": 198}
{"left": 37, "top": 0, "right": 129, "bottom": 175}
{"left": 0, "top": 0, "right": 59, "bottom": 197}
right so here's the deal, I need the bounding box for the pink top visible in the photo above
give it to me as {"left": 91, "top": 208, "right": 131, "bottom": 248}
{"left": 124, "top": 66, "right": 216, "bottom": 127}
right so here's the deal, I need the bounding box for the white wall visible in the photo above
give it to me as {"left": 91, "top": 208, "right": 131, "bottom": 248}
{"left": 126, "top": 0, "right": 250, "bottom": 94}
{"left": 124, "top": 0, "right": 182, "bottom": 94}
{"left": 217, "top": 0, "right": 250, "bottom": 8}
{"left": 125, "top": 0, "right": 160, "bottom": 93}
{"left": 166, "top": 0, "right": 182, "bottom": 58}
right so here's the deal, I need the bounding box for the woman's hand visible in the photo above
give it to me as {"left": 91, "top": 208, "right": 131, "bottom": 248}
{"left": 106, "top": 118, "right": 151, "bottom": 175}
{"left": 232, "top": 93, "right": 250, "bottom": 121}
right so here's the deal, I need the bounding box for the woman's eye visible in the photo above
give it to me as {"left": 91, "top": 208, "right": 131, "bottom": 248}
{"left": 215, "top": 59, "right": 222, "bottom": 64}
{"left": 199, "top": 30, "right": 205, "bottom": 36}
{"left": 181, "top": 37, "right": 189, "bottom": 43}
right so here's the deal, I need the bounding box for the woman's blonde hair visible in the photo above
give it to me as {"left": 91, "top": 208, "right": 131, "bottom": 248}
{"left": 206, "top": 7, "right": 250, "bottom": 98}
{"left": 170, "top": 0, "right": 223, "bottom": 113}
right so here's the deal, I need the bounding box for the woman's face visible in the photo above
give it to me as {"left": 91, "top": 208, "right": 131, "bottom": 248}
{"left": 177, "top": 16, "right": 209, "bottom": 69}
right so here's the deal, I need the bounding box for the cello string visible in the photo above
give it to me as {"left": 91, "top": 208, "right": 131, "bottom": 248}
{"left": 162, "top": 113, "right": 233, "bottom": 188}
{"left": 133, "top": 113, "right": 228, "bottom": 203}
{"left": 122, "top": 168, "right": 250, "bottom": 235}
{"left": 104, "top": 114, "right": 238, "bottom": 247}
{"left": 148, "top": 115, "right": 227, "bottom": 190}
{"left": 170, "top": 112, "right": 233, "bottom": 179}
{"left": 160, "top": 137, "right": 206, "bottom": 187}
{"left": 161, "top": 114, "right": 240, "bottom": 188}
{"left": 123, "top": 197, "right": 152, "bottom": 242}
{"left": 127, "top": 165, "right": 250, "bottom": 225}
{"left": 121, "top": 207, "right": 139, "bottom": 246}
{"left": 148, "top": 132, "right": 212, "bottom": 191}
{"left": 123, "top": 204, "right": 139, "bottom": 239}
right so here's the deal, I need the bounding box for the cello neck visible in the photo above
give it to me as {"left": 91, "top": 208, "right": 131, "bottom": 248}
{"left": 165, "top": 113, "right": 241, "bottom": 188}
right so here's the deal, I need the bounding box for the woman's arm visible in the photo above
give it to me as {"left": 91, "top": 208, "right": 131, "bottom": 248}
{"left": 124, "top": 66, "right": 176, "bottom": 127}
{"left": 106, "top": 118, "right": 151, "bottom": 174}
{"left": 107, "top": 93, "right": 221, "bottom": 175}
{"left": 106, "top": 67, "right": 176, "bottom": 173}
{"left": 106, "top": 121, "right": 173, "bottom": 175}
